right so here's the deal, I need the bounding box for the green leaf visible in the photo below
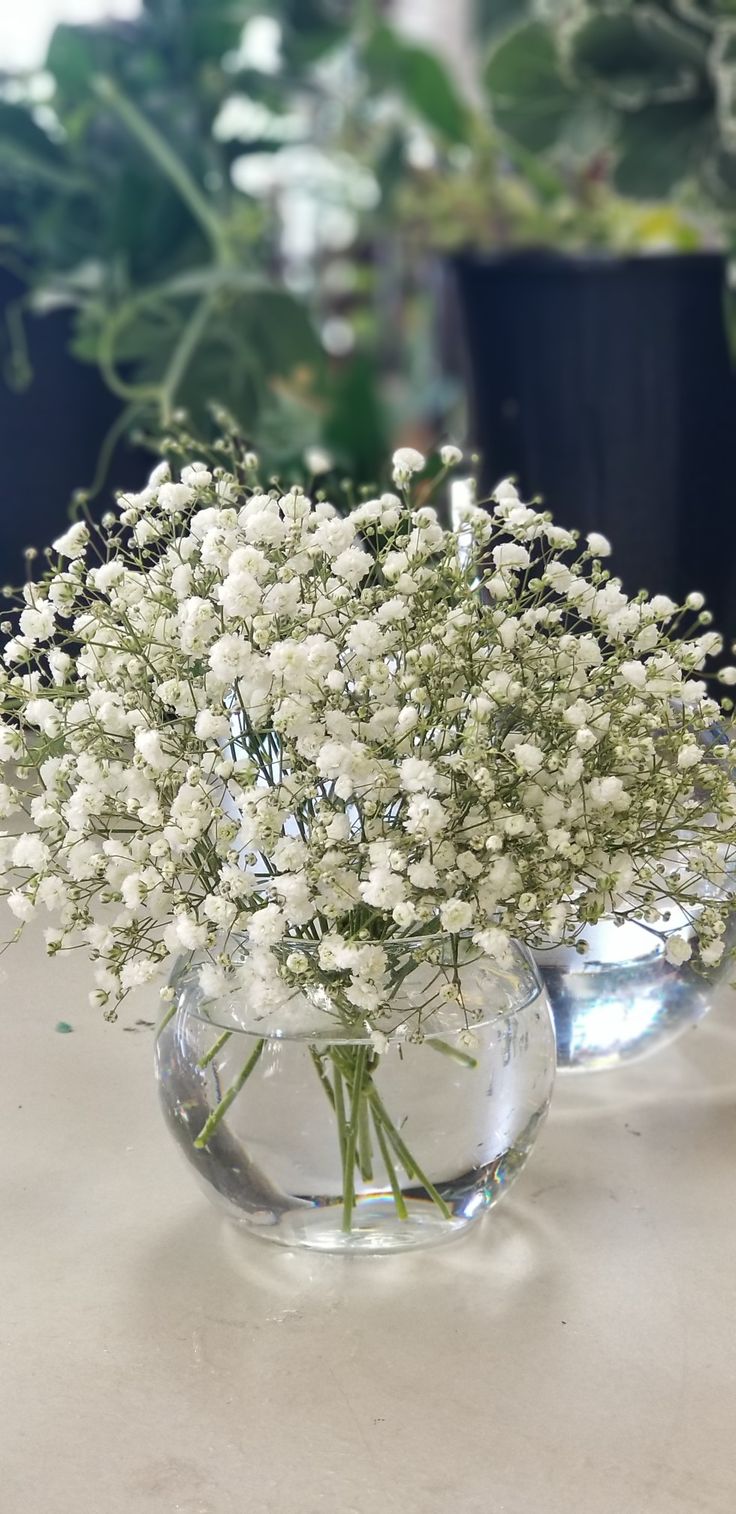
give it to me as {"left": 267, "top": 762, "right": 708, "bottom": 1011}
{"left": 485, "top": 22, "right": 578, "bottom": 152}
{"left": 46, "top": 23, "right": 131, "bottom": 96}
{"left": 274, "top": 0, "right": 353, "bottom": 62}
{"left": 323, "top": 354, "right": 388, "bottom": 481}
{"left": 572, "top": 11, "right": 709, "bottom": 107}
{"left": 475, "top": 0, "right": 535, "bottom": 46}
{"left": 363, "top": 24, "right": 471, "bottom": 144}
{"left": 0, "top": 102, "right": 78, "bottom": 190}
{"left": 0, "top": 102, "right": 61, "bottom": 168}
{"left": 615, "top": 98, "right": 716, "bottom": 195}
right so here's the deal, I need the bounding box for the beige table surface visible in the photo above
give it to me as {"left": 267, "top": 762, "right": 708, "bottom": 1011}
{"left": 2, "top": 916, "right": 736, "bottom": 1514}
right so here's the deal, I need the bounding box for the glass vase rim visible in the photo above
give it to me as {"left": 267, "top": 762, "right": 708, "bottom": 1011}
{"left": 245, "top": 928, "right": 533, "bottom": 952}
{"left": 167, "top": 934, "right": 547, "bottom": 1043}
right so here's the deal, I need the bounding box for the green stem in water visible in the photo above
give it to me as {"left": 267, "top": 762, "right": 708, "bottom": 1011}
{"left": 157, "top": 1000, "right": 178, "bottom": 1035}
{"left": 309, "top": 1046, "right": 336, "bottom": 1111}
{"left": 368, "top": 1089, "right": 453, "bottom": 1222}
{"left": 372, "top": 1110, "right": 409, "bottom": 1221}
{"left": 197, "top": 1029, "right": 232, "bottom": 1070}
{"left": 194, "top": 1038, "right": 265, "bottom": 1149}
{"left": 427, "top": 1037, "right": 478, "bottom": 1070}
{"left": 332, "top": 1062, "right": 347, "bottom": 1175}
{"left": 357, "top": 1086, "right": 374, "bottom": 1183}
{"left": 341, "top": 1045, "right": 368, "bottom": 1233}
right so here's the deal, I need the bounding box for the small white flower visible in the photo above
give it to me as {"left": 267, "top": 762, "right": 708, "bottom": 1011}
{"left": 19, "top": 604, "right": 55, "bottom": 643}
{"left": 52, "top": 522, "right": 88, "bottom": 559}
{"left": 405, "top": 795, "right": 448, "bottom": 839}
{"left": 407, "top": 858, "right": 437, "bottom": 889}
{"left": 649, "top": 595, "right": 676, "bottom": 619}
{"left": 620, "top": 660, "right": 647, "bottom": 689}
{"left": 439, "top": 898, "right": 473, "bottom": 932}
{"left": 676, "top": 745, "right": 702, "bottom": 770}
{"left": 332, "top": 547, "right": 372, "bottom": 586}
{"left": 208, "top": 634, "right": 255, "bottom": 683}
{"left": 392, "top": 447, "right": 425, "bottom": 484}
{"left": 664, "top": 934, "right": 692, "bottom": 967}
{"left": 493, "top": 478, "right": 519, "bottom": 504}
{"left": 440, "top": 444, "right": 463, "bottom": 467}
{"left": 588, "top": 776, "right": 630, "bottom": 811}
{"left": 195, "top": 710, "right": 231, "bottom": 742}
{"left": 181, "top": 462, "right": 212, "bottom": 488}
{"left": 157, "top": 482, "right": 194, "bottom": 512}
{"left": 173, "top": 913, "right": 208, "bottom": 950}
{"left": 148, "top": 461, "right": 170, "bottom": 488}
{"left": 12, "top": 834, "right": 48, "bottom": 871}
{"left": 686, "top": 592, "right": 705, "bottom": 611}
{"left": 305, "top": 447, "right": 333, "bottom": 475}
{"left": 399, "top": 757, "right": 439, "bottom": 793}
{"left": 513, "top": 742, "right": 544, "bottom": 774}
{"left": 202, "top": 894, "right": 238, "bottom": 929}
{"left": 7, "top": 889, "right": 35, "bottom": 921}
{"left": 473, "top": 927, "right": 514, "bottom": 968}
{"left": 492, "top": 543, "right": 530, "bottom": 571}
{"left": 134, "top": 730, "right": 170, "bottom": 770}
{"left": 248, "top": 903, "right": 285, "bottom": 946}
{"left": 586, "top": 532, "right": 611, "bottom": 557}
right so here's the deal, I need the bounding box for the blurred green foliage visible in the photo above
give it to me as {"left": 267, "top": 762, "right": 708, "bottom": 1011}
{"left": 3, "top": 0, "right": 725, "bottom": 489}
{"left": 484, "top": 1, "right": 736, "bottom": 207}
{"left": 0, "top": 0, "right": 469, "bottom": 484}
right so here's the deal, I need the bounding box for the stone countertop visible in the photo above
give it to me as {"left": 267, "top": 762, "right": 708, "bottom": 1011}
{"left": 2, "top": 918, "right": 736, "bottom": 1514}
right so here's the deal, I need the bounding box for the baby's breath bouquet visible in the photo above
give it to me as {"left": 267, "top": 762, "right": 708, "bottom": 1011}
{"left": 1, "top": 436, "right": 735, "bottom": 1240}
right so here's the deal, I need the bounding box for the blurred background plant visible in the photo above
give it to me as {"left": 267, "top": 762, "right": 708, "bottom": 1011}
{"left": 396, "top": 122, "right": 711, "bottom": 256}
{"left": 1, "top": 0, "right": 736, "bottom": 635}
{"left": 0, "top": 0, "right": 470, "bottom": 502}
{"left": 482, "top": 0, "right": 736, "bottom": 212}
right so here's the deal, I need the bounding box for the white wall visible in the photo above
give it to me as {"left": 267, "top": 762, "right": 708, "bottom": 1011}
{"left": 0, "top": 1, "right": 140, "bottom": 69}
{"left": 391, "top": 0, "right": 478, "bottom": 96}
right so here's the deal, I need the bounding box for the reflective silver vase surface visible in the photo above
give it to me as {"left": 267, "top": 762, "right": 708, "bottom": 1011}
{"left": 155, "top": 937, "right": 556, "bottom": 1254}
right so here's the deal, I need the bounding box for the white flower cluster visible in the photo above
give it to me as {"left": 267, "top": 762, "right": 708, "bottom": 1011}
{"left": 1, "top": 446, "right": 735, "bottom": 1024}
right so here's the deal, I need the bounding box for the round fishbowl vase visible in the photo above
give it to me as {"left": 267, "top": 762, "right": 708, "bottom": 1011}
{"left": 536, "top": 916, "right": 728, "bottom": 1073}
{"left": 155, "top": 937, "right": 556, "bottom": 1254}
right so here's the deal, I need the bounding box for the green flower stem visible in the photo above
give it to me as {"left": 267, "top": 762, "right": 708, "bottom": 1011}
{"left": 357, "top": 1087, "right": 374, "bottom": 1183}
{"left": 368, "top": 1088, "right": 453, "bottom": 1222}
{"left": 94, "top": 75, "right": 230, "bottom": 261}
{"left": 427, "top": 1037, "right": 478, "bottom": 1070}
{"left": 160, "top": 290, "right": 217, "bottom": 424}
{"left": 309, "top": 1046, "right": 336, "bottom": 1111}
{"left": 332, "top": 1063, "right": 347, "bottom": 1174}
{"left": 329, "top": 1044, "right": 375, "bottom": 1180}
{"left": 341, "top": 1044, "right": 368, "bottom": 1233}
{"left": 194, "top": 1038, "right": 265, "bottom": 1149}
{"left": 197, "top": 1029, "right": 232, "bottom": 1070}
{"left": 82, "top": 401, "right": 143, "bottom": 501}
{"left": 157, "top": 1000, "right": 178, "bottom": 1034}
{"left": 372, "top": 1110, "right": 409, "bottom": 1221}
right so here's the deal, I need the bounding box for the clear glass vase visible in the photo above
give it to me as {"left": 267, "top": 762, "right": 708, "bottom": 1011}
{"left": 155, "top": 936, "right": 556, "bottom": 1254}
{"left": 536, "top": 917, "right": 728, "bottom": 1074}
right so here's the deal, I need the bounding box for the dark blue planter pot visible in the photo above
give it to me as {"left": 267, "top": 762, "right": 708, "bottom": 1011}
{"left": 453, "top": 250, "right": 736, "bottom": 644}
{"left": 0, "top": 266, "right": 149, "bottom": 582}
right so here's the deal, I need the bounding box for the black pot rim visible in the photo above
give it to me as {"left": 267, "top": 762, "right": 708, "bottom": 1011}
{"left": 451, "top": 247, "right": 726, "bottom": 275}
